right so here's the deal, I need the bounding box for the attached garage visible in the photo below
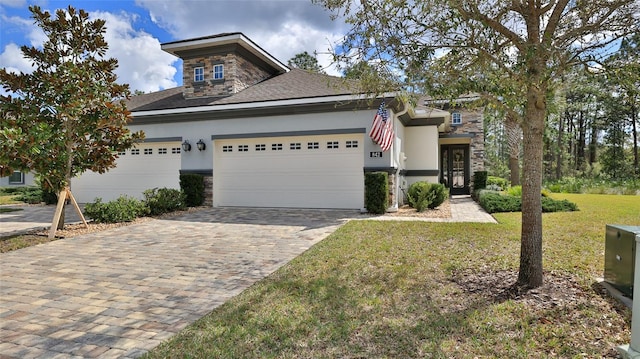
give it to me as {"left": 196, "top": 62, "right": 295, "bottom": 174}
{"left": 71, "top": 140, "right": 182, "bottom": 203}
{"left": 213, "top": 132, "right": 364, "bottom": 209}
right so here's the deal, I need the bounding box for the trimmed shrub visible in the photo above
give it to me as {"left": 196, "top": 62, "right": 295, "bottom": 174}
{"left": 42, "top": 188, "right": 58, "bottom": 204}
{"left": 478, "top": 190, "right": 579, "bottom": 213}
{"left": 143, "top": 188, "right": 186, "bottom": 215}
{"left": 407, "top": 182, "right": 448, "bottom": 212}
{"left": 14, "top": 187, "right": 42, "bottom": 204}
{"left": 407, "top": 181, "right": 433, "bottom": 212}
{"left": 487, "top": 176, "right": 509, "bottom": 191}
{"left": 365, "top": 172, "right": 388, "bottom": 214}
{"left": 478, "top": 191, "right": 521, "bottom": 213}
{"left": 542, "top": 197, "right": 578, "bottom": 212}
{"left": 180, "top": 174, "right": 205, "bottom": 207}
{"left": 427, "top": 183, "right": 448, "bottom": 209}
{"left": 473, "top": 171, "right": 488, "bottom": 190}
{"left": 84, "top": 196, "right": 149, "bottom": 223}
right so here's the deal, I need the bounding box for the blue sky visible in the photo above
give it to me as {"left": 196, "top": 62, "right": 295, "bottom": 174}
{"left": 0, "top": 0, "right": 348, "bottom": 92}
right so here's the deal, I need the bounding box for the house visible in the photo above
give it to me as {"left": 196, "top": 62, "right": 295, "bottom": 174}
{"left": 14, "top": 32, "right": 485, "bottom": 209}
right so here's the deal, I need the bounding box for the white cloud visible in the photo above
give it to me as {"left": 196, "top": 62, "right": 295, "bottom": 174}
{"left": 0, "top": 9, "right": 178, "bottom": 93}
{"left": 0, "top": 0, "right": 25, "bottom": 7}
{"left": 136, "top": 0, "right": 348, "bottom": 76}
{"left": 91, "top": 11, "right": 178, "bottom": 92}
{"left": 0, "top": 42, "right": 33, "bottom": 74}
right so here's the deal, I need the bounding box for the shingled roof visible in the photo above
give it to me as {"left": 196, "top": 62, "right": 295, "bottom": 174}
{"left": 126, "top": 69, "right": 359, "bottom": 113}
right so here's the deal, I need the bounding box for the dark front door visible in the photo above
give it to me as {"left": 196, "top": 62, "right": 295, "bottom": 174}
{"left": 441, "top": 145, "right": 470, "bottom": 195}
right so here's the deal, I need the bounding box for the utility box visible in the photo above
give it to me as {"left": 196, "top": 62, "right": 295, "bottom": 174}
{"left": 605, "top": 225, "right": 640, "bottom": 298}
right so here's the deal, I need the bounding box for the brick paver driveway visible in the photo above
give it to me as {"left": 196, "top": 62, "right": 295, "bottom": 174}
{"left": 0, "top": 207, "right": 355, "bottom": 358}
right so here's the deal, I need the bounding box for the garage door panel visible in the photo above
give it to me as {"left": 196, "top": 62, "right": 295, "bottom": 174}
{"left": 214, "top": 134, "right": 364, "bottom": 209}
{"left": 72, "top": 142, "right": 181, "bottom": 203}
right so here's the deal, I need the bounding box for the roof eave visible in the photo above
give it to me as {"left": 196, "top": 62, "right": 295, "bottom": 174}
{"left": 161, "top": 33, "right": 289, "bottom": 74}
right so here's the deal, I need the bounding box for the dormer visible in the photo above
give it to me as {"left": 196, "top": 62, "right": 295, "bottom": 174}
{"left": 161, "top": 33, "right": 289, "bottom": 99}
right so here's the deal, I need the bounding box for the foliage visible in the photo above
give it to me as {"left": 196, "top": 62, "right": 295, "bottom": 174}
{"left": 427, "top": 183, "right": 448, "bottom": 209}
{"left": 0, "top": 6, "right": 144, "bottom": 194}
{"left": 506, "top": 185, "right": 522, "bottom": 197}
{"left": 143, "top": 188, "right": 186, "bottom": 215}
{"left": 180, "top": 174, "right": 205, "bottom": 207}
{"left": 364, "top": 172, "right": 388, "bottom": 214}
{"left": 287, "top": 51, "right": 325, "bottom": 73}
{"left": 487, "top": 176, "right": 509, "bottom": 191}
{"left": 541, "top": 197, "right": 578, "bottom": 212}
{"left": 84, "top": 196, "right": 149, "bottom": 223}
{"left": 40, "top": 181, "right": 58, "bottom": 204}
{"left": 478, "top": 191, "right": 522, "bottom": 213}
{"left": 478, "top": 190, "right": 578, "bottom": 214}
{"left": 15, "top": 187, "right": 43, "bottom": 204}
{"left": 473, "top": 171, "right": 487, "bottom": 190}
{"left": 407, "top": 182, "right": 448, "bottom": 212}
{"left": 406, "top": 182, "right": 431, "bottom": 212}
{"left": 545, "top": 177, "right": 640, "bottom": 195}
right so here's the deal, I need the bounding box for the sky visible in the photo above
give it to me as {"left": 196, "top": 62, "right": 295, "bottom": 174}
{"left": 0, "top": 0, "right": 349, "bottom": 93}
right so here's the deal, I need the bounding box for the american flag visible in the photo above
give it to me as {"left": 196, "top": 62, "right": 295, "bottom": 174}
{"left": 368, "top": 101, "right": 394, "bottom": 152}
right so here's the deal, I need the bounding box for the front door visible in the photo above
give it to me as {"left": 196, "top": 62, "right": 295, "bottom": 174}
{"left": 441, "top": 145, "right": 470, "bottom": 195}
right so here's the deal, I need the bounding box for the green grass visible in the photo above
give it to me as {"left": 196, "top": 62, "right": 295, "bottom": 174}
{"left": 143, "top": 193, "right": 639, "bottom": 358}
{"left": 0, "top": 194, "right": 21, "bottom": 205}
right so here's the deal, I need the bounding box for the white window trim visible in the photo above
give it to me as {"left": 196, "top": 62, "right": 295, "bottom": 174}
{"left": 452, "top": 112, "right": 462, "bottom": 125}
{"left": 194, "top": 66, "right": 205, "bottom": 82}
{"left": 213, "top": 64, "right": 224, "bottom": 80}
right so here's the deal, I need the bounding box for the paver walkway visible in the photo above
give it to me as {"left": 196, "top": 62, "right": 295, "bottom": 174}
{"left": 0, "top": 208, "right": 353, "bottom": 358}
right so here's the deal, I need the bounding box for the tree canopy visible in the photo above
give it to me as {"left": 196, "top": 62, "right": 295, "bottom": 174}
{"left": 316, "top": 0, "right": 639, "bottom": 288}
{"left": 287, "top": 51, "right": 325, "bottom": 73}
{"left": 0, "top": 6, "right": 143, "bottom": 193}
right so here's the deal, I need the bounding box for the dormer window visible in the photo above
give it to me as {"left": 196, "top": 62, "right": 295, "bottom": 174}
{"left": 452, "top": 112, "right": 462, "bottom": 125}
{"left": 194, "top": 66, "right": 204, "bottom": 82}
{"left": 213, "top": 64, "right": 224, "bottom": 80}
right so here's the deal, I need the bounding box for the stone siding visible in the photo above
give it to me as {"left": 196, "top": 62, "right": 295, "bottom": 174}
{"left": 182, "top": 53, "right": 271, "bottom": 99}
{"left": 446, "top": 108, "right": 485, "bottom": 191}
{"left": 203, "top": 175, "right": 213, "bottom": 206}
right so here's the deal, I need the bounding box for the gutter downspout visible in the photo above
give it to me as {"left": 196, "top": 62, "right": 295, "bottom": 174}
{"left": 389, "top": 101, "right": 410, "bottom": 212}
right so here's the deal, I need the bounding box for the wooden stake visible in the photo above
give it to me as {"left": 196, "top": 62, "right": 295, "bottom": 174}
{"left": 66, "top": 188, "right": 88, "bottom": 228}
{"left": 49, "top": 189, "right": 67, "bottom": 239}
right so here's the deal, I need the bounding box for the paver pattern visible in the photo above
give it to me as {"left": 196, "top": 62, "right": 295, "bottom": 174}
{"left": 0, "top": 208, "right": 353, "bottom": 358}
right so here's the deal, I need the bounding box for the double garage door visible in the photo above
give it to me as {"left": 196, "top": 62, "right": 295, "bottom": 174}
{"left": 214, "top": 133, "right": 364, "bottom": 209}
{"left": 71, "top": 142, "right": 181, "bottom": 203}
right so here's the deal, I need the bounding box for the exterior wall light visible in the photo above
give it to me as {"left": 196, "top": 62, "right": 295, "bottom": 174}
{"left": 182, "top": 140, "right": 191, "bottom": 152}
{"left": 196, "top": 139, "right": 206, "bottom": 151}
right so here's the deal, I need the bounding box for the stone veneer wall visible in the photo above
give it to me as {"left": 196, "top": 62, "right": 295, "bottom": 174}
{"left": 446, "top": 108, "right": 485, "bottom": 191}
{"left": 203, "top": 175, "right": 213, "bottom": 206}
{"left": 182, "top": 52, "right": 271, "bottom": 99}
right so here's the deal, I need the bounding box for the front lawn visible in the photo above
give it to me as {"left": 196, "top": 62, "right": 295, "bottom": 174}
{"left": 143, "top": 193, "right": 639, "bottom": 358}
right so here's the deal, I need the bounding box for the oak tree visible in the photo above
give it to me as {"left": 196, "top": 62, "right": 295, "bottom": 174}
{"left": 0, "top": 6, "right": 144, "bottom": 230}
{"left": 316, "top": 0, "right": 639, "bottom": 288}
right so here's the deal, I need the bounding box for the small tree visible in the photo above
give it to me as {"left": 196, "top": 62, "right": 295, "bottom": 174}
{"left": 287, "top": 51, "right": 325, "bottom": 73}
{"left": 0, "top": 6, "right": 143, "bottom": 235}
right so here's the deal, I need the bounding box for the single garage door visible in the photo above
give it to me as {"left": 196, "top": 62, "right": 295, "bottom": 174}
{"left": 71, "top": 142, "right": 182, "bottom": 203}
{"left": 214, "top": 133, "right": 364, "bottom": 209}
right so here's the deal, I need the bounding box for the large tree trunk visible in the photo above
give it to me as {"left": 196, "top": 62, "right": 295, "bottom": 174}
{"left": 517, "top": 87, "right": 545, "bottom": 289}
{"left": 506, "top": 113, "right": 521, "bottom": 186}
{"left": 632, "top": 103, "right": 639, "bottom": 175}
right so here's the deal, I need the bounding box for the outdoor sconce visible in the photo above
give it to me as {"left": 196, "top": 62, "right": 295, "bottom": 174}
{"left": 181, "top": 140, "right": 191, "bottom": 152}
{"left": 196, "top": 139, "right": 206, "bottom": 151}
